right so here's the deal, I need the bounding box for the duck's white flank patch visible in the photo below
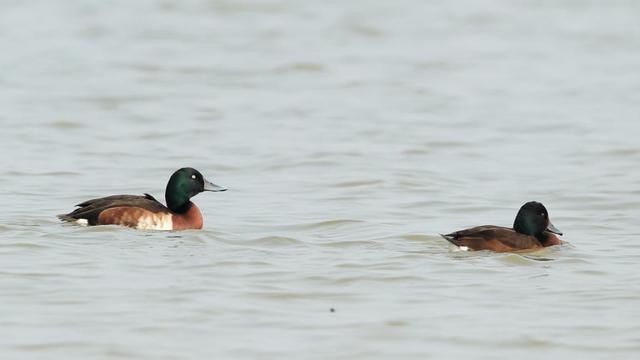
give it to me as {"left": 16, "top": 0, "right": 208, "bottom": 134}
{"left": 450, "top": 245, "right": 469, "bottom": 252}
{"left": 76, "top": 219, "right": 88, "bottom": 226}
{"left": 135, "top": 213, "right": 173, "bottom": 231}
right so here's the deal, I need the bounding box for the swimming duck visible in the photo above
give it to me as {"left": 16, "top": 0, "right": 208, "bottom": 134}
{"left": 441, "top": 201, "right": 563, "bottom": 252}
{"left": 58, "top": 167, "right": 226, "bottom": 230}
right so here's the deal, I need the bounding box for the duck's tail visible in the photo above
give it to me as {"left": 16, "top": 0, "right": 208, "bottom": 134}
{"left": 57, "top": 213, "right": 75, "bottom": 222}
{"left": 440, "top": 232, "right": 464, "bottom": 246}
{"left": 440, "top": 232, "right": 471, "bottom": 251}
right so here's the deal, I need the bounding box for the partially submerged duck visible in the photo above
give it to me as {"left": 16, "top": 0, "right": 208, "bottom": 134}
{"left": 58, "top": 167, "right": 226, "bottom": 230}
{"left": 441, "top": 201, "right": 563, "bottom": 252}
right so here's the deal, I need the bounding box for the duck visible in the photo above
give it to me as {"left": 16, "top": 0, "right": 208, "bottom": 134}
{"left": 441, "top": 201, "right": 563, "bottom": 252}
{"left": 58, "top": 167, "right": 226, "bottom": 230}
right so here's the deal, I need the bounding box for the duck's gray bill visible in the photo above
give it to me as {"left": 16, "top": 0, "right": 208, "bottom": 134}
{"left": 546, "top": 222, "right": 563, "bottom": 236}
{"left": 203, "top": 179, "right": 227, "bottom": 192}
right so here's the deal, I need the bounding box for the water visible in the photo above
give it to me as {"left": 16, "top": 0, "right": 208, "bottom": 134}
{"left": 2, "top": 1, "right": 640, "bottom": 358}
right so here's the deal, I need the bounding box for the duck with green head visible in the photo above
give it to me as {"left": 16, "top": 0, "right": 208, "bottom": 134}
{"left": 58, "top": 167, "right": 226, "bottom": 230}
{"left": 441, "top": 201, "right": 564, "bottom": 252}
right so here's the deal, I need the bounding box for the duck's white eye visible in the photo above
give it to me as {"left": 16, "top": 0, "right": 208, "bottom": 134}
{"left": 191, "top": 174, "right": 196, "bottom": 179}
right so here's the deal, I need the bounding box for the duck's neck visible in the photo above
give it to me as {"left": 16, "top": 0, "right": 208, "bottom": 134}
{"left": 166, "top": 188, "right": 192, "bottom": 213}
{"left": 168, "top": 199, "right": 192, "bottom": 214}
{"left": 171, "top": 202, "right": 203, "bottom": 230}
{"left": 539, "top": 232, "right": 562, "bottom": 247}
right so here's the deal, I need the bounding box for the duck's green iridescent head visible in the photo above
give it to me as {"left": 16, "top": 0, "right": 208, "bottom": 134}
{"left": 165, "top": 167, "right": 226, "bottom": 213}
{"left": 513, "top": 201, "right": 562, "bottom": 238}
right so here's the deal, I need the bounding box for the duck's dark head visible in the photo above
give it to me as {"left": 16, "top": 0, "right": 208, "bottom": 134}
{"left": 513, "top": 201, "right": 562, "bottom": 239}
{"left": 165, "top": 167, "right": 226, "bottom": 213}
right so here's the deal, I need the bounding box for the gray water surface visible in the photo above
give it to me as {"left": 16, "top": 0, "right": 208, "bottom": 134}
{"left": 1, "top": 1, "right": 640, "bottom": 359}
